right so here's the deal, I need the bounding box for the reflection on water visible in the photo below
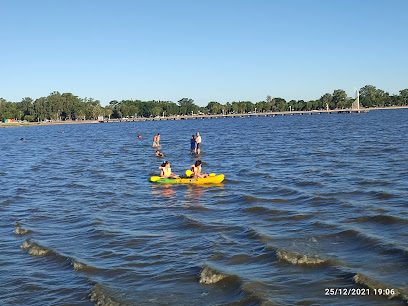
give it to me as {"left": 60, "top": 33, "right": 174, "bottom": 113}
{"left": 151, "top": 184, "right": 176, "bottom": 201}
{"left": 184, "top": 185, "right": 211, "bottom": 207}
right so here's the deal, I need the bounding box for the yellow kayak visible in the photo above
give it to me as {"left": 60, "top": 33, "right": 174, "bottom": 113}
{"left": 150, "top": 174, "right": 225, "bottom": 184}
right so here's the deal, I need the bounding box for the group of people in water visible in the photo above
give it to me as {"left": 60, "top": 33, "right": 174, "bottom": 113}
{"left": 152, "top": 132, "right": 201, "bottom": 157}
{"left": 190, "top": 132, "right": 202, "bottom": 155}
{"left": 152, "top": 133, "right": 165, "bottom": 157}
{"left": 151, "top": 131, "right": 207, "bottom": 179}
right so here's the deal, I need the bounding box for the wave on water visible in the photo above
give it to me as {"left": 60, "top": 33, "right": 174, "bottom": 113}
{"left": 267, "top": 214, "right": 315, "bottom": 222}
{"left": 242, "top": 227, "right": 269, "bottom": 245}
{"left": 296, "top": 180, "right": 323, "bottom": 187}
{"left": 275, "top": 249, "right": 327, "bottom": 265}
{"left": 199, "top": 265, "right": 230, "bottom": 284}
{"left": 177, "top": 214, "right": 215, "bottom": 231}
{"left": 89, "top": 283, "right": 128, "bottom": 306}
{"left": 243, "top": 206, "right": 287, "bottom": 215}
{"left": 244, "top": 195, "right": 289, "bottom": 203}
{"left": 15, "top": 224, "right": 117, "bottom": 304}
{"left": 314, "top": 225, "right": 408, "bottom": 259}
{"left": 1, "top": 199, "right": 12, "bottom": 206}
{"left": 71, "top": 259, "right": 101, "bottom": 273}
{"left": 353, "top": 273, "right": 408, "bottom": 302}
{"left": 374, "top": 192, "right": 394, "bottom": 200}
{"left": 357, "top": 180, "right": 391, "bottom": 186}
{"left": 199, "top": 265, "right": 265, "bottom": 305}
{"left": 20, "top": 239, "right": 51, "bottom": 256}
{"left": 13, "top": 222, "right": 31, "bottom": 235}
{"left": 346, "top": 214, "right": 408, "bottom": 226}
{"left": 16, "top": 223, "right": 101, "bottom": 272}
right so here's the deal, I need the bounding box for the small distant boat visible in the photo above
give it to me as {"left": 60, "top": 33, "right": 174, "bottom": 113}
{"left": 352, "top": 89, "right": 360, "bottom": 110}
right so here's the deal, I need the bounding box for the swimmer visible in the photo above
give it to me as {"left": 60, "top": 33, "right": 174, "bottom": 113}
{"left": 190, "top": 135, "right": 196, "bottom": 154}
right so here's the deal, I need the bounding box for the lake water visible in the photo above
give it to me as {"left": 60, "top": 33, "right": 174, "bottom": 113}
{"left": 1, "top": 109, "right": 407, "bottom": 305}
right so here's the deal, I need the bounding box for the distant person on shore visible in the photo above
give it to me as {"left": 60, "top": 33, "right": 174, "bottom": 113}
{"left": 190, "top": 160, "right": 208, "bottom": 178}
{"left": 195, "top": 132, "right": 202, "bottom": 154}
{"left": 190, "top": 135, "right": 196, "bottom": 154}
{"left": 155, "top": 150, "right": 164, "bottom": 157}
{"left": 159, "top": 161, "right": 179, "bottom": 178}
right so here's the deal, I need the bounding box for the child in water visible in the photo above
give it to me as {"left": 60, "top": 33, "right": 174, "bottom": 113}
{"left": 190, "top": 160, "right": 209, "bottom": 178}
{"left": 155, "top": 150, "right": 164, "bottom": 157}
{"left": 190, "top": 135, "right": 196, "bottom": 154}
{"left": 159, "top": 161, "right": 179, "bottom": 178}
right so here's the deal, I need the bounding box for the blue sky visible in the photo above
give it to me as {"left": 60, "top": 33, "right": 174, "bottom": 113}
{"left": 1, "top": 0, "right": 407, "bottom": 106}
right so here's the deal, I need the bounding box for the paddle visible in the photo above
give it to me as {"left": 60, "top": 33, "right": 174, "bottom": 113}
{"left": 185, "top": 170, "right": 216, "bottom": 177}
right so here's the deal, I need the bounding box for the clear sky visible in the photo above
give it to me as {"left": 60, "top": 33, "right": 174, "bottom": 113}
{"left": 1, "top": 0, "right": 407, "bottom": 106}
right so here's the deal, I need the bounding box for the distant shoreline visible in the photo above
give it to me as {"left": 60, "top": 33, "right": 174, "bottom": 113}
{"left": 1, "top": 105, "right": 407, "bottom": 128}
{"left": 0, "top": 120, "right": 100, "bottom": 128}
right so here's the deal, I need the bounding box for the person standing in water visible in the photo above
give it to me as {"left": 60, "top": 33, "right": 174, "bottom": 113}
{"left": 152, "top": 134, "right": 157, "bottom": 147}
{"left": 195, "top": 132, "right": 202, "bottom": 154}
{"left": 190, "top": 135, "right": 196, "bottom": 154}
{"left": 156, "top": 133, "right": 160, "bottom": 146}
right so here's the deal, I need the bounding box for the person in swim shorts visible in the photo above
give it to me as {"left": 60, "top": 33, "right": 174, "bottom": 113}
{"left": 152, "top": 134, "right": 157, "bottom": 147}
{"left": 195, "top": 132, "right": 201, "bottom": 154}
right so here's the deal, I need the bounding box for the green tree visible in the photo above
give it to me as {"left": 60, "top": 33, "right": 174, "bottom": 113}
{"left": 206, "top": 101, "right": 222, "bottom": 114}
{"left": 359, "top": 85, "right": 377, "bottom": 107}
{"left": 178, "top": 98, "right": 194, "bottom": 108}
{"left": 34, "top": 97, "right": 48, "bottom": 121}
{"left": 104, "top": 106, "right": 114, "bottom": 119}
{"left": 332, "top": 89, "right": 347, "bottom": 108}
{"left": 151, "top": 106, "right": 163, "bottom": 117}
{"left": 61, "top": 93, "right": 81, "bottom": 120}
{"left": 178, "top": 98, "right": 198, "bottom": 114}
{"left": 320, "top": 93, "right": 333, "bottom": 109}
{"left": 276, "top": 100, "right": 287, "bottom": 111}
{"left": 255, "top": 101, "right": 266, "bottom": 112}
{"left": 163, "top": 101, "right": 179, "bottom": 116}
{"left": 47, "top": 91, "right": 65, "bottom": 120}
{"left": 19, "top": 97, "right": 34, "bottom": 117}
{"left": 274, "top": 98, "right": 287, "bottom": 111}
{"left": 399, "top": 89, "right": 408, "bottom": 105}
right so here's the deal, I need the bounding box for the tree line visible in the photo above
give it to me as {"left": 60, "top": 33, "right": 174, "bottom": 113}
{"left": 1, "top": 85, "right": 407, "bottom": 122}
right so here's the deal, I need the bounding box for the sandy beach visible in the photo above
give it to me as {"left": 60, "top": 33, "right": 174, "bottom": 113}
{"left": 0, "top": 120, "right": 99, "bottom": 128}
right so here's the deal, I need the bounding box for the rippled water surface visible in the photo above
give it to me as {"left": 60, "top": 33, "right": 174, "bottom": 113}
{"left": 1, "top": 109, "right": 408, "bottom": 305}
